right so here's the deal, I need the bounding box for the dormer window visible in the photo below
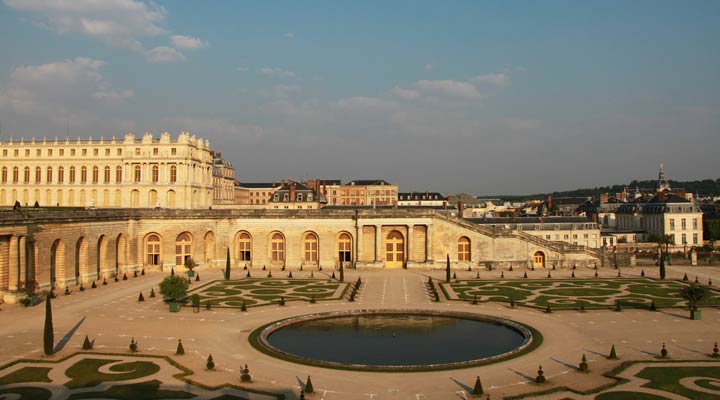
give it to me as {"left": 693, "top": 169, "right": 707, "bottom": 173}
{"left": 273, "top": 194, "right": 279, "bottom": 201}
{"left": 297, "top": 194, "right": 303, "bottom": 201}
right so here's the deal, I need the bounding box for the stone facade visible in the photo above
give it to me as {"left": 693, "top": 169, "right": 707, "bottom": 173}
{"left": 0, "top": 208, "right": 601, "bottom": 303}
{"left": 0, "top": 132, "right": 214, "bottom": 209}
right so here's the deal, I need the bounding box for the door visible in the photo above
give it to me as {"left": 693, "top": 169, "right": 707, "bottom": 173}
{"left": 385, "top": 231, "right": 404, "bottom": 268}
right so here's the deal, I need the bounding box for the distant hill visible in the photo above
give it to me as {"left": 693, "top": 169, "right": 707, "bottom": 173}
{"left": 486, "top": 178, "right": 720, "bottom": 201}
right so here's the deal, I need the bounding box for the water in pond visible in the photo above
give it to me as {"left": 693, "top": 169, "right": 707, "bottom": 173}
{"left": 266, "top": 314, "right": 527, "bottom": 366}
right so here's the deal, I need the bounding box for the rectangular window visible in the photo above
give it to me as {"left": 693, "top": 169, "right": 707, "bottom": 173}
{"left": 681, "top": 218, "right": 686, "bottom": 230}
{"left": 171, "top": 148, "right": 177, "bottom": 155}
{"left": 25, "top": 149, "right": 30, "bottom": 156}
{"left": 59, "top": 149, "right": 64, "bottom": 156}
{"left": 36, "top": 149, "right": 41, "bottom": 156}
{"left": 693, "top": 233, "right": 698, "bottom": 244}
{"left": 669, "top": 219, "right": 675, "bottom": 230}
{"left": 93, "top": 149, "right": 99, "bottom": 156}
{"left": 693, "top": 218, "right": 698, "bottom": 230}
{"left": 47, "top": 149, "right": 52, "bottom": 156}
{"left": 682, "top": 233, "right": 687, "bottom": 244}
{"left": 117, "top": 148, "right": 122, "bottom": 156}
{"left": 14, "top": 149, "right": 18, "bottom": 156}
{"left": 106, "top": 148, "right": 111, "bottom": 156}
{"left": 82, "top": 149, "right": 87, "bottom": 156}
{"left": 153, "top": 148, "right": 158, "bottom": 155}
{"left": 135, "top": 148, "right": 140, "bottom": 156}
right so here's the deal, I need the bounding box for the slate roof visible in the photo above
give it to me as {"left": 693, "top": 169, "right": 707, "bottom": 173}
{"left": 347, "top": 179, "right": 393, "bottom": 186}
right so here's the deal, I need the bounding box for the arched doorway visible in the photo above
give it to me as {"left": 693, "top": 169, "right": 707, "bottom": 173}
{"left": 50, "top": 239, "right": 65, "bottom": 289}
{"left": 270, "top": 232, "right": 285, "bottom": 264}
{"left": 97, "top": 235, "right": 108, "bottom": 278}
{"left": 204, "top": 231, "right": 215, "bottom": 263}
{"left": 145, "top": 234, "right": 161, "bottom": 266}
{"left": 175, "top": 232, "right": 192, "bottom": 266}
{"left": 75, "top": 237, "right": 88, "bottom": 284}
{"left": 236, "top": 232, "right": 252, "bottom": 265}
{"left": 338, "top": 232, "right": 352, "bottom": 263}
{"left": 303, "top": 232, "right": 319, "bottom": 264}
{"left": 385, "top": 231, "right": 404, "bottom": 268}
{"left": 533, "top": 251, "right": 545, "bottom": 268}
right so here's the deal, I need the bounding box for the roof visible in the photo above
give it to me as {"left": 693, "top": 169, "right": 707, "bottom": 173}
{"left": 235, "top": 182, "right": 279, "bottom": 189}
{"left": 347, "top": 179, "right": 394, "bottom": 186}
{"left": 469, "top": 216, "right": 594, "bottom": 224}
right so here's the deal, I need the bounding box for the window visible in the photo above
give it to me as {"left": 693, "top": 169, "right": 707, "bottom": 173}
{"left": 116, "top": 166, "right": 122, "bottom": 183}
{"left": 296, "top": 193, "right": 303, "bottom": 201}
{"left": 70, "top": 149, "right": 75, "bottom": 156}
{"left": 2, "top": 150, "right": 6, "bottom": 156}
{"left": 25, "top": 149, "right": 30, "bottom": 156}
{"left": 303, "top": 233, "right": 318, "bottom": 262}
{"left": 151, "top": 165, "right": 159, "bottom": 183}
{"left": 104, "top": 166, "right": 110, "bottom": 183}
{"left": 171, "top": 148, "right": 176, "bottom": 155}
{"left": 35, "top": 167, "right": 41, "bottom": 183}
{"left": 564, "top": 234, "right": 569, "bottom": 239}
{"left": 92, "top": 166, "right": 99, "bottom": 183}
{"left": 105, "top": 148, "right": 110, "bottom": 156}
{"left": 238, "top": 232, "right": 251, "bottom": 261}
{"left": 338, "top": 233, "right": 352, "bottom": 262}
{"left": 36, "top": 149, "right": 41, "bottom": 156}
{"left": 1, "top": 167, "right": 6, "bottom": 183}
{"left": 175, "top": 233, "right": 192, "bottom": 266}
{"left": 682, "top": 233, "right": 687, "bottom": 245}
{"left": 117, "top": 148, "right": 122, "bottom": 156}
{"left": 458, "top": 237, "right": 471, "bottom": 261}
{"left": 170, "top": 165, "right": 177, "bottom": 183}
{"left": 93, "top": 148, "right": 98, "bottom": 156}
{"left": 271, "top": 233, "right": 284, "bottom": 262}
{"left": 693, "top": 218, "right": 698, "bottom": 230}
{"left": 47, "top": 149, "right": 52, "bottom": 156}
{"left": 135, "top": 148, "right": 140, "bottom": 156}
{"left": 13, "top": 149, "right": 18, "bottom": 156}
{"left": 81, "top": 166, "right": 88, "bottom": 183}
{"left": 46, "top": 167, "right": 53, "bottom": 183}
{"left": 12, "top": 167, "right": 19, "bottom": 183}
{"left": 146, "top": 235, "right": 161, "bottom": 265}
{"left": 583, "top": 233, "right": 589, "bottom": 239}
{"left": 134, "top": 165, "right": 141, "bottom": 182}
{"left": 24, "top": 167, "right": 30, "bottom": 183}
{"left": 58, "top": 167, "right": 64, "bottom": 183}
{"left": 82, "top": 149, "right": 87, "bottom": 156}
{"left": 693, "top": 233, "right": 698, "bottom": 245}
{"left": 670, "top": 219, "right": 675, "bottom": 230}
{"left": 153, "top": 148, "right": 158, "bottom": 155}
{"left": 681, "top": 218, "right": 686, "bottom": 230}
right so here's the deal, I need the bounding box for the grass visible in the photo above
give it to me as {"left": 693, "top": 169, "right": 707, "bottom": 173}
{"left": 65, "top": 358, "right": 161, "bottom": 389}
{"left": 0, "top": 366, "right": 52, "bottom": 385}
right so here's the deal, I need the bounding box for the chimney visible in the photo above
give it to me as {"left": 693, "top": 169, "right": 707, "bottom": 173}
{"left": 458, "top": 201, "right": 464, "bottom": 218}
{"left": 290, "top": 182, "right": 296, "bottom": 202}
{"left": 600, "top": 193, "right": 608, "bottom": 203}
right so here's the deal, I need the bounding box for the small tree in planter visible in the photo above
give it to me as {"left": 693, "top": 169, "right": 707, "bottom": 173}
{"left": 159, "top": 274, "right": 189, "bottom": 312}
{"left": 680, "top": 283, "right": 707, "bottom": 320}
{"left": 191, "top": 294, "right": 201, "bottom": 313}
{"left": 184, "top": 258, "right": 197, "bottom": 278}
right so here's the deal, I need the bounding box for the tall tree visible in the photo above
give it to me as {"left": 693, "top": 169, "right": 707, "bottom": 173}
{"left": 705, "top": 219, "right": 720, "bottom": 250}
{"left": 225, "top": 248, "right": 231, "bottom": 280}
{"left": 43, "top": 293, "right": 54, "bottom": 356}
{"left": 446, "top": 254, "right": 451, "bottom": 283}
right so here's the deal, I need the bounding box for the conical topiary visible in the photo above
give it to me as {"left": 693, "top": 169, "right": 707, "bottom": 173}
{"left": 579, "top": 354, "right": 589, "bottom": 372}
{"left": 79, "top": 283, "right": 85, "bottom": 291}
{"left": 299, "top": 390, "right": 305, "bottom": 400}
{"left": 661, "top": 343, "right": 668, "bottom": 358}
{"left": 309, "top": 295, "right": 316, "bottom": 304}
{"left": 535, "top": 365, "right": 546, "bottom": 384}
{"left": 288, "top": 271, "right": 293, "bottom": 278}
{"left": 695, "top": 276, "right": 700, "bottom": 283}
{"left": 176, "top": 339, "right": 185, "bottom": 355}
{"left": 712, "top": 343, "right": 719, "bottom": 358}
{"left": 617, "top": 270, "right": 621, "bottom": 278}
{"left": 500, "top": 271, "right": 504, "bottom": 279}
{"left": 138, "top": 291, "right": 144, "bottom": 302}
{"left": 571, "top": 271, "right": 575, "bottom": 278}
{"left": 472, "top": 294, "right": 478, "bottom": 305}
{"left": 614, "top": 301, "right": 622, "bottom": 312}
{"left": 123, "top": 272, "right": 128, "bottom": 280}
{"left": 206, "top": 354, "right": 215, "bottom": 370}
{"left": 82, "top": 335, "right": 92, "bottom": 350}
{"left": 263, "top": 265, "right": 266, "bottom": 270}
{"left": 133, "top": 270, "right": 138, "bottom": 278}
{"left": 240, "top": 364, "right": 251, "bottom": 382}
{"left": 609, "top": 344, "right": 618, "bottom": 360}
{"left": 594, "top": 271, "right": 598, "bottom": 278}
{"left": 650, "top": 300, "right": 657, "bottom": 311}
{"left": 195, "top": 273, "right": 200, "bottom": 281}
{"left": 331, "top": 271, "right": 336, "bottom": 279}
{"left": 240, "top": 301, "right": 247, "bottom": 311}
{"left": 91, "top": 280, "right": 97, "bottom": 288}
{"left": 64, "top": 286, "right": 70, "bottom": 295}
{"left": 141, "top": 268, "right": 145, "bottom": 276}
{"left": 472, "top": 376, "right": 483, "bottom": 395}
{"left": 683, "top": 273, "right": 689, "bottom": 281}
{"left": 510, "top": 298, "right": 516, "bottom": 308}
{"left": 545, "top": 304, "right": 551, "bottom": 313}
{"left": 304, "top": 375, "right": 314, "bottom": 393}
{"left": 523, "top": 272, "right": 528, "bottom": 279}
{"left": 43, "top": 293, "right": 54, "bottom": 356}
{"left": 268, "top": 271, "right": 272, "bottom": 278}
{"left": 547, "top": 272, "right": 551, "bottom": 278}
{"left": 171, "top": 268, "right": 175, "bottom": 276}
{"left": 279, "top": 297, "right": 285, "bottom": 306}
{"left": 476, "top": 271, "right": 480, "bottom": 279}
{"left": 150, "top": 288, "right": 156, "bottom": 298}
{"left": 310, "top": 271, "right": 314, "bottom": 278}
{"left": 452, "top": 272, "right": 457, "bottom": 280}
{"left": 509, "top": 265, "right": 513, "bottom": 271}
{"left": 246, "top": 271, "right": 251, "bottom": 277}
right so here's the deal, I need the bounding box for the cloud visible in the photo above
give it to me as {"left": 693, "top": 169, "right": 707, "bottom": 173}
{"left": 257, "top": 67, "right": 296, "bottom": 78}
{"left": 390, "top": 86, "right": 420, "bottom": 100}
{"left": 284, "top": 32, "right": 295, "bottom": 39}
{"left": 471, "top": 72, "right": 511, "bottom": 86}
{"left": 145, "top": 46, "right": 185, "bottom": 63}
{"left": 171, "top": 35, "right": 208, "bottom": 49}
{"left": 257, "top": 84, "right": 301, "bottom": 99}
{"left": 0, "top": 57, "right": 132, "bottom": 117}
{"left": 331, "top": 96, "right": 396, "bottom": 111}
{"left": 4, "top": 0, "right": 205, "bottom": 63}
{"left": 413, "top": 80, "right": 481, "bottom": 99}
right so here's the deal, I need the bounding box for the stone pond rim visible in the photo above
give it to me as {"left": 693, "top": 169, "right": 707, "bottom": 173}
{"left": 249, "top": 309, "right": 542, "bottom": 372}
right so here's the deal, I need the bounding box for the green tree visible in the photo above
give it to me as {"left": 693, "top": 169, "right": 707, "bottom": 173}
{"left": 680, "top": 284, "right": 708, "bottom": 314}
{"left": 159, "top": 274, "right": 189, "bottom": 301}
{"left": 43, "top": 293, "right": 54, "bottom": 356}
{"left": 705, "top": 219, "right": 720, "bottom": 250}
{"left": 224, "top": 248, "right": 231, "bottom": 280}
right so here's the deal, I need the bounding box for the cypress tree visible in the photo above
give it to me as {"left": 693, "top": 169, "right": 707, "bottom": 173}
{"left": 225, "top": 248, "right": 231, "bottom": 280}
{"left": 472, "top": 376, "right": 483, "bottom": 395}
{"left": 446, "top": 254, "right": 451, "bottom": 283}
{"left": 43, "top": 293, "right": 54, "bottom": 356}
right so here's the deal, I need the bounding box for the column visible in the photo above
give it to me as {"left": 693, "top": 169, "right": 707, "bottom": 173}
{"left": 407, "top": 225, "right": 414, "bottom": 264}
{"left": 356, "top": 224, "right": 363, "bottom": 263}
{"left": 425, "top": 224, "right": 433, "bottom": 262}
{"left": 0, "top": 237, "right": 9, "bottom": 291}
{"left": 18, "top": 236, "right": 26, "bottom": 290}
{"left": 8, "top": 236, "right": 18, "bottom": 291}
{"left": 375, "top": 225, "right": 382, "bottom": 262}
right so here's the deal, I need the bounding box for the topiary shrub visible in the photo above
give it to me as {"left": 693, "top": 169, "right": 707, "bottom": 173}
{"left": 240, "top": 301, "right": 247, "bottom": 311}
{"left": 159, "top": 274, "right": 189, "bottom": 302}
{"left": 304, "top": 375, "right": 314, "bottom": 393}
{"left": 240, "top": 364, "right": 252, "bottom": 382}
{"left": 608, "top": 344, "right": 618, "bottom": 360}
{"left": 91, "top": 280, "right": 97, "bottom": 289}
{"left": 535, "top": 365, "right": 546, "bottom": 384}
{"left": 472, "top": 376, "right": 483, "bottom": 395}
{"left": 138, "top": 292, "right": 144, "bottom": 302}
{"left": 176, "top": 339, "right": 185, "bottom": 355}
{"left": 129, "top": 338, "right": 138, "bottom": 352}
{"left": 660, "top": 343, "right": 668, "bottom": 358}
{"left": 82, "top": 335, "right": 93, "bottom": 350}
{"left": 206, "top": 354, "right": 215, "bottom": 370}
{"left": 579, "top": 354, "right": 588, "bottom": 372}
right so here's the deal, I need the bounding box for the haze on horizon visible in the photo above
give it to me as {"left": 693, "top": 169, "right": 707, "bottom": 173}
{"left": 0, "top": 1, "right": 718, "bottom": 195}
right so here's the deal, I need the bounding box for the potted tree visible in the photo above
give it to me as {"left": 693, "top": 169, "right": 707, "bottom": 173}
{"left": 184, "top": 258, "right": 198, "bottom": 278}
{"left": 159, "top": 274, "right": 189, "bottom": 312}
{"left": 191, "top": 293, "right": 201, "bottom": 313}
{"left": 680, "top": 283, "right": 707, "bottom": 320}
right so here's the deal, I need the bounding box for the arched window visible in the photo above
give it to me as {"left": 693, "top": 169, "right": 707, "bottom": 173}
{"left": 151, "top": 165, "right": 159, "bottom": 183}
{"left": 69, "top": 166, "right": 75, "bottom": 183}
{"left": 170, "top": 165, "right": 177, "bottom": 183}
{"left": 92, "top": 166, "right": 99, "bottom": 183}
{"left": 238, "top": 232, "right": 251, "bottom": 261}
{"left": 46, "top": 167, "right": 53, "bottom": 183}
{"left": 146, "top": 234, "right": 161, "bottom": 265}
{"left": 12, "top": 167, "right": 19, "bottom": 183}
{"left": 116, "top": 166, "right": 122, "bottom": 183}
{"left": 148, "top": 189, "right": 157, "bottom": 207}
{"left": 166, "top": 190, "right": 176, "bottom": 208}
{"left": 303, "top": 232, "right": 318, "bottom": 263}
{"left": 271, "top": 233, "right": 284, "bottom": 262}
{"left": 35, "top": 167, "right": 42, "bottom": 183}
{"left": 175, "top": 232, "right": 192, "bottom": 266}
{"left": 533, "top": 251, "right": 545, "bottom": 268}
{"left": 81, "top": 166, "right": 87, "bottom": 183}
{"left": 23, "top": 167, "right": 30, "bottom": 183}
{"left": 134, "top": 165, "right": 141, "bottom": 182}
{"left": 458, "top": 237, "right": 471, "bottom": 261}
{"left": 338, "top": 233, "right": 352, "bottom": 262}
{"left": 1, "top": 167, "right": 7, "bottom": 183}
{"left": 104, "top": 166, "right": 111, "bottom": 183}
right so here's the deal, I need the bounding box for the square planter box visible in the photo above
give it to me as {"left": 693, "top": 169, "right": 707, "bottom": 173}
{"left": 691, "top": 310, "right": 702, "bottom": 320}
{"left": 168, "top": 302, "right": 182, "bottom": 312}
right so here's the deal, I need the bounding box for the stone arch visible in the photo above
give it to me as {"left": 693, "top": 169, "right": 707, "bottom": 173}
{"left": 302, "top": 231, "right": 319, "bottom": 264}
{"left": 115, "top": 233, "right": 127, "bottom": 274}
{"left": 337, "top": 231, "right": 353, "bottom": 263}
{"left": 50, "top": 239, "right": 65, "bottom": 289}
{"left": 268, "top": 231, "right": 285, "bottom": 265}
{"left": 97, "top": 235, "right": 109, "bottom": 278}
{"left": 204, "top": 231, "right": 215, "bottom": 263}
{"left": 148, "top": 189, "right": 158, "bottom": 207}
{"left": 75, "top": 237, "right": 88, "bottom": 284}
{"left": 144, "top": 233, "right": 162, "bottom": 266}
{"left": 533, "top": 251, "right": 546, "bottom": 268}
{"left": 385, "top": 230, "right": 405, "bottom": 268}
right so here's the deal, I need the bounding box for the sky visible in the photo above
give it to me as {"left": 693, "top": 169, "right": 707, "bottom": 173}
{"left": 0, "top": 1, "right": 718, "bottom": 195}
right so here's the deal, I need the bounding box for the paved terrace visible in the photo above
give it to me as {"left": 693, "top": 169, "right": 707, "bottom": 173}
{"left": 0, "top": 264, "right": 718, "bottom": 399}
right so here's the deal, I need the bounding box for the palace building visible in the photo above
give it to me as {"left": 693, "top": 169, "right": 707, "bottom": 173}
{"left": 0, "top": 132, "right": 214, "bottom": 209}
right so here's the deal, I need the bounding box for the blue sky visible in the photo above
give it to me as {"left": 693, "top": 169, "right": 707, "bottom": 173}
{"left": 1, "top": 1, "right": 718, "bottom": 195}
